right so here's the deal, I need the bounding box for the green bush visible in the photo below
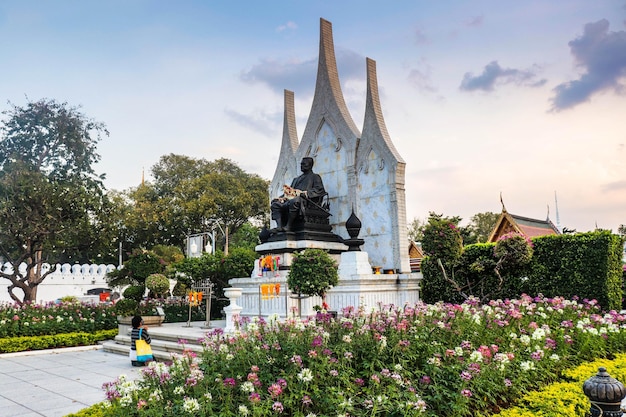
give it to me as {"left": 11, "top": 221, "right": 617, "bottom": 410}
{"left": 114, "top": 298, "right": 139, "bottom": 316}
{"left": 287, "top": 248, "right": 338, "bottom": 297}
{"left": 0, "top": 329, "right": 118, "bottom": 353}
{"left": 122, "top": 285, "right": 145, "bottom": 301}
{"left": 169, "top": 248, "right": 256, "bottom": 318}
{"left": 65, "top": 403, "right": 106, "bottom": 417}
{"left": 145, "top": 273, "right": 170, "bottom": 298}
{"left": 107, "top": 250, "right": 164, "bottom": 287}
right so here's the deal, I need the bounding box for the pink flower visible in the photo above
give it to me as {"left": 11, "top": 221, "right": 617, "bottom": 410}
{"left": 461, "top": 389, "right": 472, "bottom": 397}
{"left": 249, "top": 393, "right": 261, "bottom": 403}
{"left": 268, "top": 383, "right": 283, "bottom": 397}
{"left": 272, "top": 401, "right": 284, "bottom": 413}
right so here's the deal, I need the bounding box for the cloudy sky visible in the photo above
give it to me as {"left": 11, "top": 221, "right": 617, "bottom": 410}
{"left": 1, "top": 1, "right": 624, "bottom": 233}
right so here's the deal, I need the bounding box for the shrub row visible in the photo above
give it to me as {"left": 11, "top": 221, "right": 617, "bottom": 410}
{"left": 422, "top": 231, "right": 625, "bottom": 310}
{"left": 0, "top": 329, "right": 118, "bottom": 353}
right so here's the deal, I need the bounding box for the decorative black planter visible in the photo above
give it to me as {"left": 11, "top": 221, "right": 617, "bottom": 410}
{"left": 583, "top": 367, "right": 626, "bottom": 417}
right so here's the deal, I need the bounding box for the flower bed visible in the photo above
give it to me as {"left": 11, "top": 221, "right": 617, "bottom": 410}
{"left": 0, "top": 300, "right": 117, "bottom": 338}
{"left": 100, "top": 294, "right": 626, "bottom": 416}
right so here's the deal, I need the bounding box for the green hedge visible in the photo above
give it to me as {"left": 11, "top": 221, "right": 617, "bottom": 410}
{"left": 0, "top": 329, "right": 118, "bottom": 353}
{"left": 526, "top": 231, "right": 623, "bottom": 310}
{"left": 422, "top": 231, "right": 624, "bottom": 309}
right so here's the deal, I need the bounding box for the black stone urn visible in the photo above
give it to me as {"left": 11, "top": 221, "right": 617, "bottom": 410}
{"left": 343, "top": 209, "right": 364, "bottom": 251}
{"left": 583, "top": 367, "right": 626, "bottom": 417}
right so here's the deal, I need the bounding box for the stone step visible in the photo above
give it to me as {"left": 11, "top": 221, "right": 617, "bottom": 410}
{"left": 102, "top": 320, "right": 225, "bottom": 361}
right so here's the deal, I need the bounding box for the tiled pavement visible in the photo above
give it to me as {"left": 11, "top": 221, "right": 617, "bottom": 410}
{"left": 0, "top": 321, "right": 219, "bottom": 417}
{"left": 0, "top": 346, "right": 144, "bottom": 417}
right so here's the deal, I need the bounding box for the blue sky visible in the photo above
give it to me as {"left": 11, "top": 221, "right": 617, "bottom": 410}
{"left": 1, "top": 1, "right": 624, "bottom": 233}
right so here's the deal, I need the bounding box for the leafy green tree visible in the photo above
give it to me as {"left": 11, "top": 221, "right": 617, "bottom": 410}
{"left": 420, "top": 212, "right": 464, "bottom": 303}
{"left": 421, "top": 212, "right": 463, "bottom": 265}
{"left": 0, "top": 98, "right": 109, "bottom": 303}
{"left": 467, "top": 211, "right": 500, "bottom": 243}
{"left": 229, "top": 221, "right": 260, "bottom": 251}
{"left": 407, "top": 217, "right": 426, "bottom": 242}
{"left": 123, "top": 155, "right": 269, "bottom": 251}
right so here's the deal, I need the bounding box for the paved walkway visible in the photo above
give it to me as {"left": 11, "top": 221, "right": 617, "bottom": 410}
{"left": 0, "top": 321, "right": 219, "bottom": 417}
{"left": 0, "top": 346, "right": 143, "bottom": 417}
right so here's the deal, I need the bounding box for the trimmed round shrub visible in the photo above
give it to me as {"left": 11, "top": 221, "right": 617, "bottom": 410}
{"left": 122, "top": 285, "right": 145, "bottom": 301}
{"left": 287, "top": 248, "right": 338, "bottom": 298}
{"left": 145, "top": 273, "right": 170, "bottom": 298}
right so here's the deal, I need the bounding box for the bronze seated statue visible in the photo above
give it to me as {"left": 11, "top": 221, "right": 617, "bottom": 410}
{"left": 265, "top": 157, "right": 337, "bottom": 242}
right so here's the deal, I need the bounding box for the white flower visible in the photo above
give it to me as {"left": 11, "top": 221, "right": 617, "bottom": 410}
{"left": 240, "top": 381, "right": 255, "bottom": 393}
{"left": 149, "top": 389, "right": 163, "bottom": 401}
{"left": 550, "top": 354, "right": 560, "bottom": 361}
{"left": 342, "top": 334, "right": 352, "bottom": 343}
{"left": 469, "top": 351, "right": 483, "bottom": 363}
{"left": 238, "top": 404, "right": 250, "bottom": 416}
{"left": 531, "top": 328, "right": 546, "bottom": 340}
{"left": 520, "top": 361, "right": 535, "bottom": 371}
{"left": 204, "top": 392, "right": 213, "bottom": 401}
{"left": 120, "top": 395, "right": 132, "bottom": 407}
{"left": 174, "top": 386, "right": 185, "bottom": 395}
{"left": 226, "top": 354, "right": 234, "bottom": 361}
{"left": 183, "top": 397, "right": 200, "bottom": 413}
{"left": 298, "top": 368, "right": 314, "bottom": 383}
{"left": 378, "top": 335, "right": 387, "bottom": 350}
{"left": 394, "top": 364, "right": 403, "bottom": 371}
{"left": 519, "top": 335, "right": 531, "bottom": 345}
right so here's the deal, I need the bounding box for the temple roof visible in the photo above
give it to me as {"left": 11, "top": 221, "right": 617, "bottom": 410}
{"left": 488, "top": 210, "right": 560, "bottom": 242}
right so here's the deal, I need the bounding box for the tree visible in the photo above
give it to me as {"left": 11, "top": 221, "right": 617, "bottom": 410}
{"left": 407, "top": 217, "right": 426, "bottom": 242}
{"left": 466, "top": 211, "right": 500, "bottom": 243}
{"left": 0, "top": 98, "right": 108, "bottom": 303}
{"left": 420, "top": 212, "right": 464, "bottom": 303}
{"left": 123, "top": 154, "right": 269, "bottom": 250}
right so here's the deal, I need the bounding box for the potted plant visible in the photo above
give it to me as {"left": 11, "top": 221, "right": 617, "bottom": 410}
{"left": 287, "top": 248, "right": 339, "bottom": 317}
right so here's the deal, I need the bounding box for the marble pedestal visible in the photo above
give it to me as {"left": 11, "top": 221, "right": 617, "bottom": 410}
{"left": 229, "top": 240, "right": 422, "bottom": 319}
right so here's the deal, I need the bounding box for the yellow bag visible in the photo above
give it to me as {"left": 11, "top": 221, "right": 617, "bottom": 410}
{"left": 135, "top": 329, "right": 153, "bottom": 362}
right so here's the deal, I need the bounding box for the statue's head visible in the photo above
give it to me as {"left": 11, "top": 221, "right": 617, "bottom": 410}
{"left": 301, "top": 157, "right": 314, "bottom": 172}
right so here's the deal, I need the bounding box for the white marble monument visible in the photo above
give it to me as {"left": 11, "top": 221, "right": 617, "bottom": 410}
{"left": 228, "top": 18, "right": 421, "bottom": 319}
